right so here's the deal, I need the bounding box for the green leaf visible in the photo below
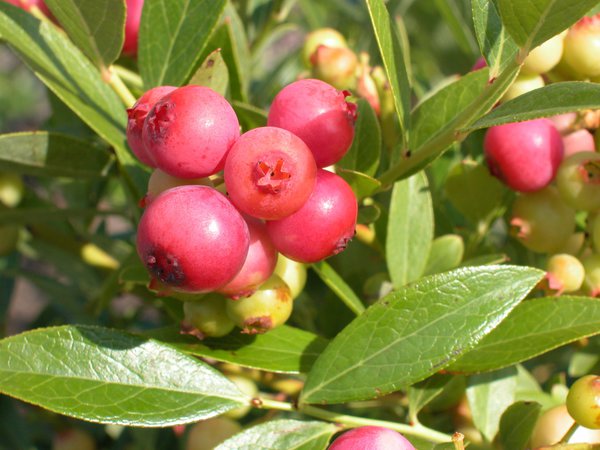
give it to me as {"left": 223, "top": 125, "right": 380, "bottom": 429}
{"left": 472, "top": 0, "right": 518, "bottom": 75}
{"left": 494, "top": 0, "right": 600, "bottom": 50}
{"left": 498, "top": 401, "right": 542, "bottom": 450}
{"left": 467, "top": 82, "right": 600, "bottom": 130}
{"left": 188, "top": 48, "right": 229, "bottom": 96}
{"left": 0, "top": 132, "right": 113, "bottom": 178}
{"left": 146, "top": 325, "right": 328, "bottom": 374}
{"left": 448, "top": 296, "right": 600, "bottom": 373}
{"left": 231, "top": 101, "right": 267, "bottom": 130}
{"left": 300, "top": 265, "right": 543, "bottom": 405}
{"left": 338, "top": 99, "right": 381, "bottom": 177}
{"left": 365, "top": 0, "right": 411, "bottom": 147}
{"left": 215, "top": 419, "right": 338, "bottom": 450}
{"left": 0, "top": 326, "right": 246, "bottom": 426}
{"left": 386, "top": 171, "right": 434, "bottom": 287}
{"left": 336, "top": 169, "right": 381, "bottom": 200}
{"left": 408, "top": 374, "right": 453, "bottom": 420}
{"left": 0, "top": 4, "right": 146, "bottom": 199}
{"left": 434, "top": 0, "right": 478, "bottom": 55}
{"left": 467, "top": 367, "right": 518, "bottom": 442}
{"left": 411, "top": 69, "right": 488, "bottom": 153}
{"left": 139, "top": 0, "right": 226, "bottom": 87}
{"left": 424, "top": 234, "right": 465, "bottom": 276}
{"left": 45, "top": 0, "right": 125, "bottom": 69}
{"left": 311, "top": 261, "right": 365, "bottom": 316}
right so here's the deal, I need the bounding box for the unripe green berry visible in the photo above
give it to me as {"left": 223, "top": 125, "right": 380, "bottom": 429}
{"left": 556, "top": 231, "right": 586, "bottom": 256}
{"left": 544, "top": 253, "right": 585, "bottom": 295}
{"left": 581, "top": 254, "right": 600, "bottom": 297}
{"left": 501, "top": 73, "right": 544, "bottom": 102}
{"left": 302, "top": 28, "right": 348, "bottom": 67}
{"left": 274, "top": 253, "right": 307, "bottom": 299}
{"left": 0, "top": 173, "right": 24, "bottom": 208}
{"left": 563, "top": 15, "right": 600, "bottom": 78}
{"left": 566, "top": 375, "right": 600, "bottom": 429}
{"left": 185, "top": 417, "right": 242, "bottom": 450}
{"left": 310, "top": 45, "right": 358, "bottom": 90}
{"left": 226, "top": 274, "right": 293, "bottom": 334}
{"left": 556, "top": 151, "right": 600, "bottom": 211}
{"left": 510, "top": 187, "right": 576, "bottom": 254}
{"left": 223, "top": 375, "right": 258, "bottom": 419}
{"left": 182, "top": 294, "right": 235, "bottom": 339}
{"left": 522, "top": 33, "right": 564, "bottom": 75}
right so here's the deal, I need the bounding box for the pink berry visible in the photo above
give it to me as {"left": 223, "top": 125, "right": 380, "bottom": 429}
{"left": 143, "top": 85, "right": 240, "bottom": 179}
{"left": 328, "top": 426, "right": 415, "bottom": 450}
{"left": 563, "top": 129, "right": 596, "bottom": 158}
{"left": 122, "top": 0, "right": 143, "bottom": 56}
{"left": 471, "top": 56, "right": 487, "bottom": 71}
{"left": 549, "top": 112, "right": 578, "bottom": 135}
{"left": 267, "top": 79, "right": 357, "bottom": 167}
{"left": 126, "top": 86, "right": 176, "bottom": 167}
{"left": 484, "top": 118, "right": 563, "bottom": 192}
{"left": 267, "top": 169, "right": 357, "bottom": 263}
{"left": 224, "top": 126, "right": 317, "bottom": 220}
{"left": 136, "top": 185, "right": 249, "bottom": 293}
{"left": 217, "top": 217, "right": 278, "bottom": 298}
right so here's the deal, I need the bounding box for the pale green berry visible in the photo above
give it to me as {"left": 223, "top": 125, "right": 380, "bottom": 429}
{"left": 566, "top": 375, "right": 600, "bottom": 429}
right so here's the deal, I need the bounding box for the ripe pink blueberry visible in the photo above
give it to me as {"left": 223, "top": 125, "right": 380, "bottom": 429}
{"left": 267, "top": 169, "right": 357, "bottom": 263}
{"left": 122, "top": 0, "right": 144, "bottom": 56}
{"left": 484, "top": 118, "right": 563, "bottom": 192}
{"left": 267, "top": 78, "right": 357, "bottom": 167}
{"left": 562, "top": 129, "right": 596, "bottom": 158}
{"left": 328, "top": 426, "right": 415, "bottom": 450}
{"left": 136, "top": 185, "right": 249, "bottom": 293}
{"left": 218, "top": 217, "right": 278, "bottom": 298}
{"left": 143, "top": 85, "right": 240, "bottom": 178}
{"left": 126, "top": 85, "right": 176, "bottom": 167}
{"left": 224, "top": 126, "right": 317, "bottom": 220}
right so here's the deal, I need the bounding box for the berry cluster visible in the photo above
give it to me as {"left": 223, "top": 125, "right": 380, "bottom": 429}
{"left": 129, "top": 79, "right": 358, "bottom": 336}
{"left": 481, "top": 15, "right": 600, "bottom": 297}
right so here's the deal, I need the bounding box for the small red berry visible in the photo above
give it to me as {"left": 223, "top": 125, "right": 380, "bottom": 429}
{"left": 143, "top": 85, "right": 240, "bottom": 178}
{"left": 328, "top": 426, "right": 415, "bottom": 450}
{"left": 224, "top": 126, "right": 317, "bottom": 220}
{"left": 267, "top": 79, "right": 357, "bottom": 167}
{"left": 267, "top": 169, "right": 357, "bottom": 263}
{"left": 484, "top": 118, "right": 563, "bottom": 192}
{"left": 136, "top": 185, "right": 249, "bottom": 293}
{"left": 126, "top": 85, "right": 176, "bottom": 167}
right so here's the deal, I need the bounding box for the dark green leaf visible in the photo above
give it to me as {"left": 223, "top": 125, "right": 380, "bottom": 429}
{"left": 386, "top": 171, "right": 433, "bottom": 287}
{"left": 45, "top": 0, "right": 125, "bottom": 69}
{"left": 0, "top": 132, "right": 113, "bottom": 177}
{"left": 449, "top": 296, "right": 600, "bottom": 373}
{"left": 365, "top": 0, "right": 411, "bottom": 147}
{"left": 215, "top": 420, "right": 338, "bottom": 450}
{"left": 139, "top": 0, "right": 226, "bottom": 87}
{"left": 408, "top": 374, "right": 453, "bottom": 420}
{"left": 494, "top": 0, "right": 600, "bottom": 50}
{"left": 336, "top": 169, "right": 381, "bottom": 200}
{"left": 338, "top": 99, "right": 381, "bottom": 177}
{"left": 472, "top": 0, "right": 518, "bottom": 75}
{"left": 146, "top": 325, "right": 328, "bottom": 374}
{"left": 0, "top": 326, "right": 246, "bottom": 426}
{"left": 424, "top": 234, "right": 465, "bottom": 276}
{"left": 311, "top": 261, "right": 365, "bottom": 316}
{"left": 300, "top": 266, "right": 543, "bottom": 405}
{"left": 467, "top": 367, "right": 518, "bottom": 442}
{"left": 467, "top": 82, "right": 600, "bottom": 130}
{"left": 188, "top": 48, "right": 229, "bottom": 96}
{"left": 498, "top": 401, "right": 542, "bottom": 450}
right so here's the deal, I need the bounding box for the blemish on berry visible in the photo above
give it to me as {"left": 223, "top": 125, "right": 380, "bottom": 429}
{"left": 242, "top": 316, "right": 272, "bottom": 334}
{"left": 145, "top": 249, "right": 185, "bottom": 286}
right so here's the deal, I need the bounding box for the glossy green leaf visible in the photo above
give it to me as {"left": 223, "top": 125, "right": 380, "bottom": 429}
{"left": 494, "top": 0, "right": 599, "bottom": 50}
{"left": 424, "top": 234, "right": 464, "bottom": 276}
{"left": 45, "top": 0, "right": 125, "bottom": 69}
{"left": 188, "top": 49, "right": 229, "bottom": 96}
{"left": 365, "top": 0, "right": 411, "bottom": 147}
{"left": 0, "top": 132, "right": 113, "bottom": 177}
{"left": 467, "top": 367, "right": 518, "bottom": 442}
{"left": 0, "top": 326, "right": 246, "bottom": 426}
{"left": 0, "top": 4, "right": 146, "bottom": 198}
{"left": 411, "top": 69, "right": 488, "bottom": 152}
{"left": 498, "top": 401, "right": 542, "bottom": 450}
{"left": 139, "top": 0, "right": 226, "bottom": 87}
{"left": 472, "top": 0, "right": 518, "bottom": 75}
{"left": 300, "top": 265, "right": 543, "bottom": 405}
{"left": 386, "top": 171, "right": 433, "bottom": 287}
{"left": 336, "top": 169, "right": 381, "bottom": 200}
{"left": 311, "top": 261, "right": 365, "bottom": 316}
{"left": 338, "top": 99, "right": 381, "bottom": 177}
{"left": 408, "top": 374, "right": 453, "bottom": 420}
{"left": 147, "top": 325, "right": 328, "bottom": 374}
{"left": 449, "top": 297, "right": 600, "bottom": 373}
{"left": 215, "top": 420, "right": 338, "bottom": 450}
{"left": 467, "top": 82, "right": 600, "bottom": 130}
